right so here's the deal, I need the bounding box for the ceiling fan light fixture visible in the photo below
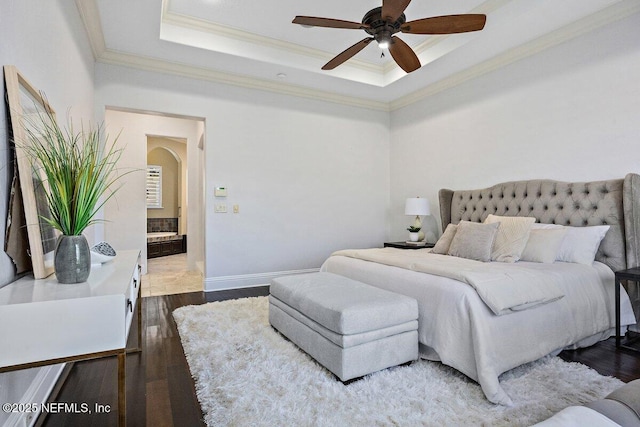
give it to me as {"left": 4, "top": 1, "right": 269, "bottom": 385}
{"left": 375, "top": 31, "right": 392, "bottom": 50}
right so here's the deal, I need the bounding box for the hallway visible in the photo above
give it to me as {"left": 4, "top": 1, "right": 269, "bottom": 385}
{"left": 141, "top": 253, "right": 203, "bottom": 297}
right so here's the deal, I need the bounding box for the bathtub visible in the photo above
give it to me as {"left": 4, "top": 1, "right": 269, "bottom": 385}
{"left": 147, "top": 232, "right": 178, "bottom": 239}
{"left": 147, "top": 232, "right": 181, "bottom": 244}
{"left": 147, "top": 233, "right": 186, "bottom": 258}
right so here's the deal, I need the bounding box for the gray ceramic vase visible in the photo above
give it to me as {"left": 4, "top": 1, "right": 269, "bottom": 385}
{"left": 54, "top": 235, "right": 91, "bottom": 284}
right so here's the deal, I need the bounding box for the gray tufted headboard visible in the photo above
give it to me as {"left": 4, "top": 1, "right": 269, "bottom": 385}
{"left": 439, "top": 174, "right": 640, "bottom": 272}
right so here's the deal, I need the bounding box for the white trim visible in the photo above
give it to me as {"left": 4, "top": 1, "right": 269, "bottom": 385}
{"left": 4, "top": 364, "right": 66, "bottom": 427}
{"left": 204, "top": 268, "right": 320, "bottom": 292}
{"left": 74, "top": 0, "right": 106, "bottom": 59}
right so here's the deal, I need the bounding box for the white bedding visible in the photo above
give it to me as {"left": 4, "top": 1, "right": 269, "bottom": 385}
{"left": 320, "top": 249, "right": 637, "bottom": 406}
{"left": 332, "top": 248, "right": 564, "bottom": 315}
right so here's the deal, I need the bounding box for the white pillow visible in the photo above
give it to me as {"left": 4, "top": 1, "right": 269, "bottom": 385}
{"left": 531, "top": 223, "right": 564, "bottom": 230}
{"left": 484, "top": 214, "right": 536, "bottom": 263}
{"left": 432, "top": 224, "right": 457, "bottom": 255}
{"left": 555, "top": 225, "right": 610, "bottom": 265}
{"left": 520, "top": 228, "right": 567, "bottom": 263}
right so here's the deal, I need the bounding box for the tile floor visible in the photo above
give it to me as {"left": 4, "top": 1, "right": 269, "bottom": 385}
{"left": 141, "top": 253, "right": 203, "bottom": 297}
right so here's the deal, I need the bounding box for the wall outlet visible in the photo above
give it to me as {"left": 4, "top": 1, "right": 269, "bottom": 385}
{"left": 215, "top": 204, "right": 227, "bottom": 213}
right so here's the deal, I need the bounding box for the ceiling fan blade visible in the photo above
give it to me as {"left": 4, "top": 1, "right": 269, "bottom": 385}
{"left": 293, "top": 16, "right": 370, "bottom": 30}
{"left": 388, "top": 36, "right": 421, "bottom": 73}
{"left": 382, "top": 0, "right": 412, "bottom": 23}
{"left": 401, "top": 14, "right": 486, "bottom": 34}
{"left": 322, "top": 38, "right": 373, "bottom": 70}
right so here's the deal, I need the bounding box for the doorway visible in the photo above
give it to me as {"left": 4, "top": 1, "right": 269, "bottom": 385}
{"left": 103, "top": 108, "right": 205, "bottom": 297}
{"left": 146, "top": 140, "right": 186, "bottom": 258}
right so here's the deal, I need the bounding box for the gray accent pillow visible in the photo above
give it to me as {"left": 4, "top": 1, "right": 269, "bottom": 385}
{"left": 448, "top": 221, "right": 500, "bottom": 262}
{"left": 432, "top": 224, "right": 458, "bottom": 255}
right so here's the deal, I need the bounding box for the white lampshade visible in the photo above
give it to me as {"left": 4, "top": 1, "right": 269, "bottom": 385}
{"left": 405, "top": 197, "right": 430, "bottom": 216}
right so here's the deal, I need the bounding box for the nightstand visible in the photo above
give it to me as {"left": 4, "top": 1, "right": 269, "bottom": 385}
{"left": 384, "top": 241, "right": 435, "bottom": 250}
{"left": 615, "top": 267, "right": 640, "bottom": 352}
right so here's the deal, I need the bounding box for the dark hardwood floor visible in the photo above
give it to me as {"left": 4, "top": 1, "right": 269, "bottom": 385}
{"left": 39, "top": 287, "right": 640, "bottom": 426}
{"left": 39, "top": 287, "right": 270, "bottom": 427}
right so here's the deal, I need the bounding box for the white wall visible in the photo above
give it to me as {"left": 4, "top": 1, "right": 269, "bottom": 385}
{"left": 389, "top": 12, "right": 640, "bottom": 241}
{"left": 0, "top": 0, "right": 95, "bottom": 424}
{"left": 95, "top": 65, "right": 390, "bottom": 289}
{"left": 103, "top": 110, "right": 203, "bottom": 273}
{"left": 0, "top": 1, "right": 95, "bottom": 284}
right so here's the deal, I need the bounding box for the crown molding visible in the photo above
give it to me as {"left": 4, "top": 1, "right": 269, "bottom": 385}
{"left": 97, "top": 49, "right": 390, "bottom": 112}
{"left": 391, "top": 0, "right": 640, "bottom": 111}
{"left": 75, "top": 0, "right": 106, "bottom": 59}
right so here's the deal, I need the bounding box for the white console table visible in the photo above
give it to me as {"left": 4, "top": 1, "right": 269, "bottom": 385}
{"left": 0, "top": 250, "right": 141, "bottom": 426}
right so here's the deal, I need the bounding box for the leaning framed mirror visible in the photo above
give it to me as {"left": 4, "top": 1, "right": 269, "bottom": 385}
{"left": 4, "top": 65, "right": 58, "bottom": 279}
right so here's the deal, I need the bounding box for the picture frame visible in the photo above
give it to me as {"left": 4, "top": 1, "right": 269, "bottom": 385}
{"left": 4, "top": 65, "right": 58, "bottom": 279}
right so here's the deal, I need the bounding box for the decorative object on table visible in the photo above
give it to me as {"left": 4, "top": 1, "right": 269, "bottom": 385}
{"left": 405, "top": 197, "right": 430, "bottom": 242}
{"left": 407, "top": 225, "right": 421, "bottom": 242}
{"left": 91, "top": 241, "right": 117, "bottom": 265}
{"left": 11, "top": 84, "right": 126, "bottom": 283}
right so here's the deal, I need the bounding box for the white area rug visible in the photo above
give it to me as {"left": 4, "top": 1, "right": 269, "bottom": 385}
{"left": 173, "top": 297, "right": 623, "bottom": 427}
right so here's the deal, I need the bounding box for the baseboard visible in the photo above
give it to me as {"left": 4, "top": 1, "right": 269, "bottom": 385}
{"left": 204, "top": 268, "right": 320, "bottom": 291}
{"left": 3, "top": 364, "right": 65, "bottom": 427}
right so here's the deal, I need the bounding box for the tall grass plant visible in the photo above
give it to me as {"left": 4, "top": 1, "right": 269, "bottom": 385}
{"left": 20, "top": 105, "right": 124, "bottom": 236}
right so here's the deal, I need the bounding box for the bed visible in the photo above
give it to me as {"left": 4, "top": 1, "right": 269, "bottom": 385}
{"left": 321, "top": 174, "right": 640, "bottom": 406}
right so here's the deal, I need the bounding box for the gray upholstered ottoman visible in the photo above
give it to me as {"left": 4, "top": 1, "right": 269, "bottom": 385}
{"left": 269, "top": 272, "right": 419, "bottom": 382}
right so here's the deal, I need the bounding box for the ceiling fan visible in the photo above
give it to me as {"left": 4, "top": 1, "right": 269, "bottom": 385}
{"left": 293, "top": 0, "right": 486, "bottom": 73}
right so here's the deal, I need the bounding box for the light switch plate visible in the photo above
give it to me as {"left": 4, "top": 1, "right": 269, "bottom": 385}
{"left": 215, "top": 204, "right": 227, "bottom": 213}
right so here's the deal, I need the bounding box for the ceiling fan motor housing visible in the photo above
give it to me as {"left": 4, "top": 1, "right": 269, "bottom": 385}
{"left": 363, "top": 6, "right": 406, "bottom": 44}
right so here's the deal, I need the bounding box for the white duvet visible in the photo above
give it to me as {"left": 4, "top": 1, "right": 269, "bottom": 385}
{"left": 332, "top": 248, "right": 565, "bottom": 315}
{"left": 320, "top": 249, "right": 637, "bottom": 406}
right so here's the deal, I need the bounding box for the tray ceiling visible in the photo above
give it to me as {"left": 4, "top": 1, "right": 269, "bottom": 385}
{"left": 85, "top": 0, "right": 638, "bottom": 109}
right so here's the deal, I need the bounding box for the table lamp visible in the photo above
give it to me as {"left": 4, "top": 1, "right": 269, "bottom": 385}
{"left": 405, "top": 197, "right": 430, "bottom": 242}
